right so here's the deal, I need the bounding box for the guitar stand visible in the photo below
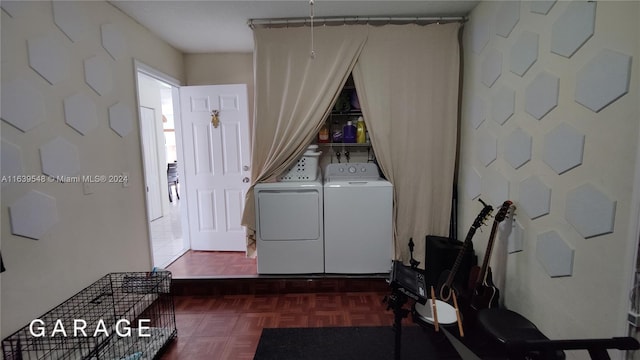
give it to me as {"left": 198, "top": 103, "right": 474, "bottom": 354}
{"left": 383, "top": 240, "right": 424, "bottom": 360}
{"left": 385, "top": 288, "right": 410, "bottom": 360}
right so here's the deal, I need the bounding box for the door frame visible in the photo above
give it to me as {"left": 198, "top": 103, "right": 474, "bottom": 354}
{"left": 133, "top": 59, "right": 191, "bottom": 265}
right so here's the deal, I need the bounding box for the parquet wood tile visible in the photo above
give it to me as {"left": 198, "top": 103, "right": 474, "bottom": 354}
{"left": 313, "top": 293, "right": 348, "bottom": 311}
{"left": 247, "top": 295, "right": 280, "bottom": 312}
{"left": 212, "top": 295, "right": 253, "bottom": 313}
{"left": 274, "top": 313, "right": 310, "bottom": 328}
{"left": 232, "top": 313, "right": 280, "bottom": 335}
{"left": 220, "top": 334, "right": 262, "bottom": 360}
{"left": 160, "top": 291, "right": 402, "bottom": 359}
{"left": 174, "top": 314, "right": 205, "bottom": 336}
{"left": 195, "top": 314, "right": 240, "bottom": 337}
{"left": 178, "top": 336, "right": 229, "bottom": 360}
{"left": 276, "top": 293, "right": 314, "bottom": 313}
{"left": 160, "top": 249, "right": 410, "bottom": 358}
{"left": 308, "top": 310, "right": 350, "bottom": 327}
{"left": 166, "top": 250, "right": 257, "bottom": 277}
{"left": 174, "top": 297, "right": 218, "bottom": 313}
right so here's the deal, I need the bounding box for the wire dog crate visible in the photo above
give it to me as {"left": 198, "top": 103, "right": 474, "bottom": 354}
{"left": 2, "top": 271, "right": 176, "bottom": 360}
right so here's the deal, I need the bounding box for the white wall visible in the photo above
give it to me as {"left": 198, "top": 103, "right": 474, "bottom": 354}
{"left": 0, "top": 1, "right": 184, "bottom": 338}
{"left": 458, "top": 1, "right": 639, "bottom": 357}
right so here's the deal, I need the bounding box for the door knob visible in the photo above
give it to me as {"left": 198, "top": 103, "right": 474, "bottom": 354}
{"left": 243, "top": 177, "right": 250, "bottom": 183}
{"left": 243, "top": 165, "right": 250, "bottom": 171}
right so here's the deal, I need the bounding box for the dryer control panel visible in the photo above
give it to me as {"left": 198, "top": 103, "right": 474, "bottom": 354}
{"left": 325, "top": 162, "right": 380, "bottom": 181}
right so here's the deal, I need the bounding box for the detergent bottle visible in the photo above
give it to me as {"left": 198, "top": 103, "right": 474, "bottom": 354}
{"left": 356, "top": 116, "right": 366, "bottom": 143}
{"left": 343, "top": 120, "right": 356, "bottom": 143}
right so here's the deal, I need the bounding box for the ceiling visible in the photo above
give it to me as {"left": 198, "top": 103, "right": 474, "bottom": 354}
{"left": 109, "top": 1, "right": 479, "bottom": 54}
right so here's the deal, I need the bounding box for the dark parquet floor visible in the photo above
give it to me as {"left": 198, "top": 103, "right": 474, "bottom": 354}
{"left": 160, "top": 292, "right": 414, "bottom": 360}
{"left": 161, "top": 251, "right": 412, "bottom": 359}
{"left": 167, "top": 250, "right": 257, "bottom": 277}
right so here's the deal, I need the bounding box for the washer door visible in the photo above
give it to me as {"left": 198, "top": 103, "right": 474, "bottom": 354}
{"left": 257, "top": 190, "right": 321, "bottom": 241}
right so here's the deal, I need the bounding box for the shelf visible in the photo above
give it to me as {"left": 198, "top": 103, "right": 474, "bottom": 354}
{"left": 330, "top": 111, "right": 362, "bottom": 116}
{"left": 318, "top": 142, "right": 371, "bottom": 147}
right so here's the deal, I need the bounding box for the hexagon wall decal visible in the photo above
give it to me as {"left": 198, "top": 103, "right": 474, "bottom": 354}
{"left": 1, "top": 1, "right": 27, "bottom": 17}
{"left": 1, "top": 79, "right": 46, "bottom": 132}
{"left": 543, "top": 123, "right": 584, "bottom": 175}
{"left": 465, "top": 167, "right": 482, "bottom": 200}
{"left": 496, "top": 1, "right": 520, "bottom": 38}
{"left": 518, "top": 175, "right": 551, "bottom": 219}
{"left": 566, "top": 183, "right": 616, "bottom": 239}
{"left": 467, "top": 95, "right": 485, "bottom": 130}
{"left": 109, "top": 102, "right": 134, "bottom": 137}
{"left": 482, "top": 170, "right": 510, "bottom": 208}
{"left": 64, "top": 93, "right": 98, "bottom": 135}
{"left": 1, "top": 139, "right": 24, "bottom": 186}
{"left": 101, "top": 23, "right": 127, "bottom": 61}
{"left": 525, "top": 71, "right": 559, "bottom": 120}
{"left": 551, "top": 1, "right": 596, "bottom": 58}
{"left": 476, "top": 131, "right": 497, "bottom": 167}
{"left": 470, "top": 16, "right": 490, "bottom": 55}
{"left": 510, "top": 31, "right": 539, "bottom": 77}
{"left": 27, "top": 35, "right": 70, "bottom": 85}
{"left": 9, "top": 190, "right": 59, "bottom": 240}
{"left": 492, "top": 86, "right": 515, "bottom": 126}
{"left": 530, "top": 0, "right": 557, "bottom": 15}
{"left": 508, "top": 219, "right": 524, "bottom": 254}
{"left": 84, "top": 55, "right": 113, "bottom": 96}
{"left": 482, "top": 49, "right": 502, "bottom": 88}
{"left": 575, "top": 49, "right": 632, "bottom": 113}
{"left": 504, "top": 128, "right": 532, "bottom": 169}
{"left": 536, "top": 230, "right": 574, "bottom": 277}
{"left": 52, "top": 0, "right": 89, "bottom": 43}
{"left": 40, "top": 137, "right": 80, "bottom": 179}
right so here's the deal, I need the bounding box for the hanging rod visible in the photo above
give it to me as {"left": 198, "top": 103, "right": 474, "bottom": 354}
{"left": 247, "top": 16, "right": 466, "bottom": 29}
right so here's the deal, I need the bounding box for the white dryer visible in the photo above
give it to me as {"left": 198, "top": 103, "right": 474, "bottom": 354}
{"left": 323, "top": 163, "right": 393, "bottom": 274}
{"left": 254, "top": 174, "right": 324, "bottom": 274}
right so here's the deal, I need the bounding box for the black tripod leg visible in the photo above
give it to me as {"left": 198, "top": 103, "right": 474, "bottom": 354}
{"left": 388, "top": 291, "right": 409, "bottom": 360}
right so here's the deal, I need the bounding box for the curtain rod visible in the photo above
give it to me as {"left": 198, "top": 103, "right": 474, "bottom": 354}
{"left": 247, "top": 16, "right": 466, "bottom": 29}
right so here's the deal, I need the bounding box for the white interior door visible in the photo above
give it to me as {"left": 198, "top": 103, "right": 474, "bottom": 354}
{"left": 179, "top": 84, "right": 251, "bottom": 251}
{"left": 140, "top": 106, "right": 163, "bottom": 221}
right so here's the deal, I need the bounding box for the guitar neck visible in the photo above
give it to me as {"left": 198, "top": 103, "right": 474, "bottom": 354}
{"left": 445, "top": 227, "right": 476, "bottom": 286}
{"left": 477, "top": 220, "right": 499, "bottom": 286}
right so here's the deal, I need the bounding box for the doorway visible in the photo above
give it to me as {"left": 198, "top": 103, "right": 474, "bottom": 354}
{"left": 135, "top": 62, "right": 189, "bottom": 269}
{"left": 134, "top": 61, "right": 255, "bottom": 275}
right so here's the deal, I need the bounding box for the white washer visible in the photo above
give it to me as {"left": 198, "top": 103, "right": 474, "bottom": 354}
{"left": 254, "top": 174, "right": 324, "bottom": 274}
{"left": 324, "top": 163, "right": 393, "bottom": 274}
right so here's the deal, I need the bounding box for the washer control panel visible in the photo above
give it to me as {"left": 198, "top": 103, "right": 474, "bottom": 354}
{"left": 325, "top": 163, "right": 380, "bottom": 181}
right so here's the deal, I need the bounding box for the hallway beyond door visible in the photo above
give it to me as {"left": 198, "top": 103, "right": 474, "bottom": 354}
{"left": 151, "top": 199, "right": 188, "bottom": 268}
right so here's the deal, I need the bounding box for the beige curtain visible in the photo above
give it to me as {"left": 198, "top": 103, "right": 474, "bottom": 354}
{"left": 352, "top": 23, "right": 461, "bottom": 267}
{"left": 242, "top": 26, "right": 368, "bottom": 256}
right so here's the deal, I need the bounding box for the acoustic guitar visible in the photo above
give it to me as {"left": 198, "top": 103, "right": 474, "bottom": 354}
{"left": 437, "top": 199, "right": 492, "bottom": 302}
{"left": 469, "top": 200, "right": 513, "bottom": 311}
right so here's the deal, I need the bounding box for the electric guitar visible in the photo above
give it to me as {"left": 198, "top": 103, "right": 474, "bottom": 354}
{"left": 437, "top": 199, "right": 493, "bottom": 302}
{"left": 469, "top": 200, "right": 513, "bottom": 311}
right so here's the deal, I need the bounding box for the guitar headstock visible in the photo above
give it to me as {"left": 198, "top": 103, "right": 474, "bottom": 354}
{"left": 472, "top": 199, "right": 493, "bottom": 229}
{"left": 495, "top": 200, "right": 513, "bottom": 222}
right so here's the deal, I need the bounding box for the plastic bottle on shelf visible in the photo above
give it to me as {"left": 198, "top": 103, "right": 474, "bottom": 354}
{"left": 343, "top": 120, "right": 356, "bottom": 143}
{"left": 318, "top": 123, "right": 330, "bottom": 143}
{"left": 356, "top": 116, "right": 366, "bottom": 143}
{"left": 331, "top": 120, "right": 343, "bottom": 143}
